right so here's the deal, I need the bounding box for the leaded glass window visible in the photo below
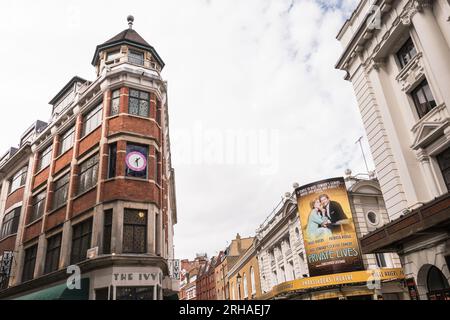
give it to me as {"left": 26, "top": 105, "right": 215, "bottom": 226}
{"left": 116, "top": 287, "right": 154, "bottom": 300}
{"left": 0, "top": 207, "right": 21, "bottom": 239}
{"left": 9, "top": 167, "right": 27, "bottom": 194}
{"left": 82, "top": 103, "right": 103, "bottom": 137}
{"left": 128, "top": 50, "right": 144, "bottom": 66}
{"left": 110, "top": 90, "right": 120, "bottom": 116}
{"left": 78, "top": 154, "right": 99, "bottom": 194}
{"left": 123, "top": 209, "right": 147, "bottom": 254}
{"left": 52, "top": 173, "right": 70, "bottom": 210}
{"left": 38, "top": 145, "right": 53, "bottom": 171}
{"left": 30, "top": 191, "right": 46, "bottom": 223}
{"left": 128, "top": 89, "right": 150, "bottom": 117}
{"left": 59, "top": 126, "right": 75, "bottom": 155}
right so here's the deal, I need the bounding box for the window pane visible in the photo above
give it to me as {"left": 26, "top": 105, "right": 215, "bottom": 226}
{"left": 139, "top": 100, "right": 149, "bottom": 117}
{"left": 123, "top": 209, "right": 147, "bottom": 253}
{"left": 71, "top": 219, "right": 92, "bottom": 264}
{"left": 129, "top": 98, "right": 139, "bottom": 115}
{"left": 103, "top": 210, "right": 113, "bottom": 254}
{"left": 83, "top": 104, "right": 103, "bottom": 137}
{"left": 108, "top": 144, "right": 117, "bottom": 178}
{"left": 22, "top": 245, "right": 37, "bottom": 282}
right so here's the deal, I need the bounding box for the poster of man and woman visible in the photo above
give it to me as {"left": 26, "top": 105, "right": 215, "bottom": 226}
{"left": 295, "top": 177, "right": 364, "bottom": 277}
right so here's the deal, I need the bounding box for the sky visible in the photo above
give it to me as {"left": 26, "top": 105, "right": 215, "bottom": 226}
{"left": 0, "top": 0, "right": 374, "bottom": 260}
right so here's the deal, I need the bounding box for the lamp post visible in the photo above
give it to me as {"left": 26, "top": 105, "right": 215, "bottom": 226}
{"left": 236, "top": 273, "right": 242, "bottom": 300}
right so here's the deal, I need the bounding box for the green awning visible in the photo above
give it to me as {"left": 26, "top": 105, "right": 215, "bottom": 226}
{"left": 14, "top": 278, "right": 90, "bottom": 300}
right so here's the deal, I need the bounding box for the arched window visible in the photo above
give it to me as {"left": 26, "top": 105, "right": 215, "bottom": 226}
{"left": 250, "top": 267, "right": 256, "bottom": 295}
{"left": 243, "top": 273, "right": 248, "bottom": 298}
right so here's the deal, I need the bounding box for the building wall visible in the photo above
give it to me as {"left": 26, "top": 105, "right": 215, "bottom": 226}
{"left": 337, "top": 0, "right": 450, "bottom": 299}
{"left": 0, "top": 33, "right": 177, "bottom": 299}
{"left": 337, "top": 0, "right": 450, "bottom": 219}
{"left": 229, "top": 254, "right": 262, "bottom": 300}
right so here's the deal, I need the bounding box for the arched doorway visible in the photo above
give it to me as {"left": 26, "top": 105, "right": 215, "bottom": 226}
{"left": 426, "top": 266, "right": 450, "bottom": 300}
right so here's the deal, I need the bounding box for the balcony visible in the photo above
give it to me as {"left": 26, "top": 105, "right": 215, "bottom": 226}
{"left": 360, "top": 192, "right": 450, "bottom": 254}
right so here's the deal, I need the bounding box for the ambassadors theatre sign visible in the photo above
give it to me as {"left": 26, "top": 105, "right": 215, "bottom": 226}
{"left": 258, "top": 268, "right": 405, "bottom": 300}
{"left": 295, "top": 177, "right": 364, "bottom": 276}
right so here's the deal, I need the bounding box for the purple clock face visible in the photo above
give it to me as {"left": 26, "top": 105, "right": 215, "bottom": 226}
{"left": 125, "top": 151, "right": 147, "bottom": 172}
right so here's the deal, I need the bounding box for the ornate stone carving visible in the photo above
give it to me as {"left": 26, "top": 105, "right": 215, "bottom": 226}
{"left": 416, "top": 148, "right": 430, "bottom": 163}
{"left": 396, "top": 53, "right": 424, "bottom": 91}
{"left": 401, "top": 0, "right": 433, "bottom": 25}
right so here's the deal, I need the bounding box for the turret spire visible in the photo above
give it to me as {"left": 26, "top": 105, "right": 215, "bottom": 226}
{"left": 127, "top": 15, "right": 134, "bottom": 29}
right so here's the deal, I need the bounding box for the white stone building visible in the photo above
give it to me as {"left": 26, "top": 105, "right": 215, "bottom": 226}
{"left": 336, "top": 0, "right": 450, "bottom": 300}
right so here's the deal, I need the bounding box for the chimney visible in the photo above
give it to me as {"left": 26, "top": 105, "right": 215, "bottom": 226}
{"left": 236, "top": 233, "right": 242, "bottom": 254}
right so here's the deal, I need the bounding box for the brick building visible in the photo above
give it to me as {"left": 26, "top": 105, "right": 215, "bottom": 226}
{"left": 0, "top": 16, "right": 177, "bottom": 300}
{"left": 196, "top": 255, "right": 219, "bottom": 300}
{"left": 178, "top": 254, "right": 207, "bottom": 300}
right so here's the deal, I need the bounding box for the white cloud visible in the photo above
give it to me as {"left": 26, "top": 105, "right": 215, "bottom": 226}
{"left": 0, "top": 0, "right": 371, "bottom": 260}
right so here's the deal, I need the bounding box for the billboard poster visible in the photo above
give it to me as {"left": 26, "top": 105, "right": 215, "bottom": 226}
{"left": 295, "top": 177, "right": 364, "bottom": 277}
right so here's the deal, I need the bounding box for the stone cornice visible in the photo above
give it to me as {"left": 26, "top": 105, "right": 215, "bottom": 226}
{"left": 337, "top": 0, "right": 434, "bottom": 73}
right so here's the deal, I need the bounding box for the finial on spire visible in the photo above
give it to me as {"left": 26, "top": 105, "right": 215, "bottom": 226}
{"left": 127, "top": 15, "right": 134, "bottom": 29}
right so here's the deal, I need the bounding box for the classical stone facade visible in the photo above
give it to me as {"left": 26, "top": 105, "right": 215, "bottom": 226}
{"left": 0, "top": 17, "right": 177, "bottom": 300}
{"left": 336, "top": 0, "right": 450, "bottom": 300}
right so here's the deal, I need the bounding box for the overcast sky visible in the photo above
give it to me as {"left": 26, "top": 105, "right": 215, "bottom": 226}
{"left": 0, "top": 0, "right": 374, "bottom": 260}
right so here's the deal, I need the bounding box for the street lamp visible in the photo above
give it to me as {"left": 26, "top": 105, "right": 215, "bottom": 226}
{"left": 236, "top": 273, "right": 242, "bottom": 300}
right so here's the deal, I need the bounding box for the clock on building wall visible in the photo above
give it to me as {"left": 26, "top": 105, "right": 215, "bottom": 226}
{"left": 125, "top": 151, "right": 147, "bottom": 172}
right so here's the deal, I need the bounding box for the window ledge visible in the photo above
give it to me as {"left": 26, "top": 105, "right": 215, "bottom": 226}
{"left": 34, "top": 165, "right": 50, "bottom": 177}
{"left": 0, "top": 233, "right": 17, "bottom": 242}
{"left": 47, "top": 204, "right": 67, "bottom": 216}
{"left": 7, "top": 185, "right": 25, "bottom": 198}
{"left": 80, "top": 124, "right": 102, "bottom": 141}
{"left": 54, "top": 147, "right": 74, "bottom": 162}
{"left": 25, "top": 216, "right": 43, "bottom": 228}
{"left": 72, "top": 186, "right": 98, "bottom": 201}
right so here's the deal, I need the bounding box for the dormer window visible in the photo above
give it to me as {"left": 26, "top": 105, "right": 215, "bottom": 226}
{"left": 128, "top": 50, "right": 144, "bottom": 66}
{"left": 397, "top": 38, "right": 417, "bottom": 69}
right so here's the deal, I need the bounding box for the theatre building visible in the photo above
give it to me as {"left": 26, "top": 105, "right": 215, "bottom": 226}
{"left": 256, "top": 174, "right": 407, "bottom": 300}
{"left": 336, "top": 0, "right": 450, "bottom": 300}
{"left": 0, "top": 16, "right": 178, "bottom": 300}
